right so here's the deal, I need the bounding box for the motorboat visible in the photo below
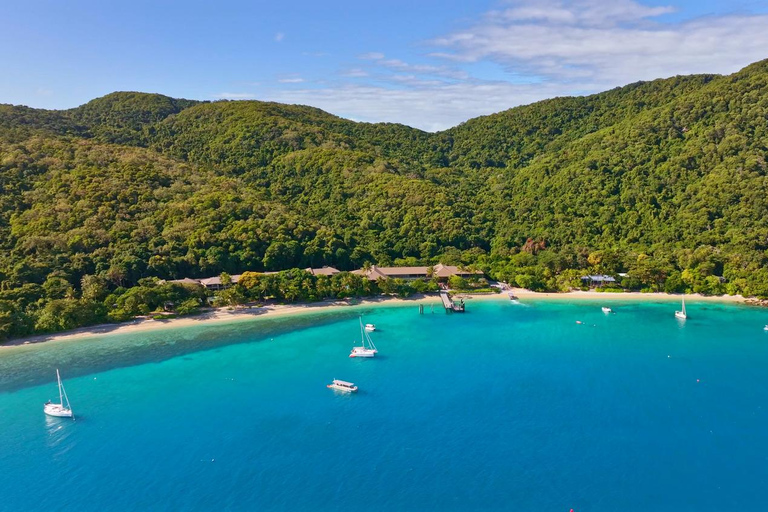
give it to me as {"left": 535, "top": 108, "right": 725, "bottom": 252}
{"left": 327, "top": 379, "right": 358, "bottom": 393}
{"left": 364, "top": 323, "right": 376, "bottom": 332}
{"left": 44, "top": 369, "right": 74, "bottom": 418}
{"left": 602, "top": 306, "right": 612, "bottom": 314}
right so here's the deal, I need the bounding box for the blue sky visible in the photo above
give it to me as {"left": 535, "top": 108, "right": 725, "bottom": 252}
{"left": 2, "top": 0, "right": 768, "bottom": 130}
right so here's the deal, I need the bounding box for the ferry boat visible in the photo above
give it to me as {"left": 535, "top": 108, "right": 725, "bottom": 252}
{"left": 327, "top": 379, "right": 358, "bottom": 393}
{"left": 350, "top": 318, "right": 378, "bottom": 358}
{"left": 602, "top": 306, "right": 612, "bottom": 314}
{"left": 44, "top": 369, "right": 74, "bottom": 418}
{"left": 364, "top": 323, "right": 376, "bottom": 332}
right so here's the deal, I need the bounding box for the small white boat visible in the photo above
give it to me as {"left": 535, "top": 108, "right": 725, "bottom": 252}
{"left": 602, "top": 306, "right": 612, "bottom": 314}
{"left": 675, "top": 297, "right": 687, "bottom": 320}
{"left": 350, "top": 318, "right": 378, "bottom": 358}
{"left": 763, "top": 325, "right": 768, "bottom": 331}
{"left": 364, "top": 323, "right": 376, "bottom": 332}
{"left": 327, "top": 379, "right": 358, "bottom": 393}
{"left": 44, "top": 369, "right": 74, "bottom": 418}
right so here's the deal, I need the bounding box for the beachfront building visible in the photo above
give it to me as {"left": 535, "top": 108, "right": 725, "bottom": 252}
{"left": 169, "top": 274, "right": 242, "bottom": 291}
{"left": 304, "top": 266, "right": 340, "bottom": 276}
{"left": 353, "top": 264, "right": 483, "bottom": 282}
{"left": 170, "top": 268, "right": 339, "bottom": 291}
{"left": 580, "top": 274, "right": 617, "bottom": 287}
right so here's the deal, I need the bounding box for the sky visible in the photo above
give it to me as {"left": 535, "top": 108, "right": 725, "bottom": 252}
{"left": 2, "top": 0, "right": 768, "bottom": 131}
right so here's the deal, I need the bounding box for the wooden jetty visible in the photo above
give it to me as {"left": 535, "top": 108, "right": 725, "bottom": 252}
{"left": 440, "top": 291, "right": 465, "bottom": 313}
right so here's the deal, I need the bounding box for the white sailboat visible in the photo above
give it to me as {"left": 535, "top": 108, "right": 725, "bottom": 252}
{"left": 675, "top": 297, "right": 687, "bottom": 320}
{"left": 44, "top": 369, "right": 74, "bottom": 418}
{"left": 350, "top": 318, "right": 378, "bottom": 358}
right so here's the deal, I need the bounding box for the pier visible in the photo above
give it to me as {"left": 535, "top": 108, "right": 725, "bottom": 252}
{"left": 440, "top": 291, "right": 465, "bottom": 313}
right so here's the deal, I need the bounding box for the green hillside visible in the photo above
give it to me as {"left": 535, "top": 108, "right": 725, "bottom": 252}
{"left": 1, "top": 59, "right": 768, "bottom": 338}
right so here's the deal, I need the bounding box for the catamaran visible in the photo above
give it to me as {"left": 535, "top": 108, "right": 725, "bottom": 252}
{"left": 44, "top": 369, "right": 74, "bottom": 418}
{"left": 675, "top": 297, "right": 687, "bottom": 320}
{"left": 327, "top": 379, "right": 358, "bottom": 393}
{"left": 350, "top": 318, "right": 378, "bottom": 358}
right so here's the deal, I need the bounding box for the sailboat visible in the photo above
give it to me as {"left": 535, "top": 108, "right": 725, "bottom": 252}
{"left": 350, "top": 318, "right": 378, "bottom": 358}
{"left": 675, "top": 297, "right": 688, "bottom": 320}
{"left": 44, "top": 369, "right": 74, "bottom": 418}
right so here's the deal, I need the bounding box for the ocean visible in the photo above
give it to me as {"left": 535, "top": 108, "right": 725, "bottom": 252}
{"left": 1, "top": 298, "right": 767, "bottom": 511}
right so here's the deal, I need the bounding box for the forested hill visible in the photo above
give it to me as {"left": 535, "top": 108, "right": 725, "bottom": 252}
{"left": 1, "top": 59, "right": 768, "bottom": 337}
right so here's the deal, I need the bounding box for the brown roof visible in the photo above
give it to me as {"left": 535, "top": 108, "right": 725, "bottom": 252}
{"left": 304, "top": 266, "right": 340, "bottom": 276}
{"left": 169, "top": 278, "right": 202, "bottom": 285}
{"left": 354, "top": 264, "right": 484, "bottom": 280}
{"left": 432, "top": 264, "right": 484, "bottom": 278}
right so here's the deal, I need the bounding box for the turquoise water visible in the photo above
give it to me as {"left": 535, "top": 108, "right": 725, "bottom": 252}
{"left": 2, "top": 298, "right": 768, "bottom": 511}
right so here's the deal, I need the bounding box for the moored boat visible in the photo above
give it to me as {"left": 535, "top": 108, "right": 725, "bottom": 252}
{"left": 350, "top": 318, "right": 378, "bottom": 358}
{"left": 44, "top": 369, "right": 74, "bottom": 418}
{"left": 675, "top": 297, "right": 688, "bottom": 320}
{"left": 602, "top": 306, "right": 612, "bottom": 314}
{"left": 364, "top": 323, "right": 376, "bottom": 332}
{"left": 327, "top": 379, "right": 358, "bottom": 393}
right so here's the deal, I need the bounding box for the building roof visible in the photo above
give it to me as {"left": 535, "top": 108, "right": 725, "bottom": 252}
{"left": 432, "top": 263, "right": 484, "bottom": 278}
{"left": 304, "top": 266, "right": 340, "bottom": 276}
{"left": 354, "top": 264, "right": 484, "bottom": 280}
{"left": 581, "top": 275, "right": 616, "bottom": 282}
{"left": 169, "top": 278, "right": 202, "bottom": 285}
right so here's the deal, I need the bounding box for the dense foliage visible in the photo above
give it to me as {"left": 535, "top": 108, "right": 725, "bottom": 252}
{"left": 1, "top": 59, "right": 768, "bottom": 339}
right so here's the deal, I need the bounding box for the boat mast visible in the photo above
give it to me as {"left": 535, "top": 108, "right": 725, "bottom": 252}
{"left": 56, "top": 369, "right": 63, "bottom": 406}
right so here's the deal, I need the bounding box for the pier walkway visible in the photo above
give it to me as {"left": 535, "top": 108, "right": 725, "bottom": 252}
{"left": 440, "top": 291, "right": 465, "bottom": 313}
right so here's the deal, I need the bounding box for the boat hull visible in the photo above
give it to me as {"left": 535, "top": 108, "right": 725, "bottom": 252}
{"left": 44, "top": 404, "right": 73, "bottom": 418}
{"left": 675, "top": 312, "right": 687, "bottom": 320}
{"left": 349, "top": 348, "right": 377, "bottom": 358}
{"left": 327, "top": 384, "right": 358, "bottom": 393}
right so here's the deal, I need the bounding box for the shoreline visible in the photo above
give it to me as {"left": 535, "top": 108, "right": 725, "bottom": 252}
{"left": 1, "top": 289, "right": 748, "bottom": 349}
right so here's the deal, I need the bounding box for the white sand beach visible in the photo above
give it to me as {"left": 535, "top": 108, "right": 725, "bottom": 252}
{"left": 1, "top": 289, "right": 748, "bottom": 349}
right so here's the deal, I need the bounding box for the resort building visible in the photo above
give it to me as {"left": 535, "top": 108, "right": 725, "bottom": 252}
{"left": 353, "top": 264, "right": 483, "bottom": 281}
{"left": 580, "top": 274, "right": 617, "bottom": 287}
{"left": 304, "top": 266, "right": 340, "bottom": 276}
{"left": 170, "top": 268, "right": 340, "bottom": 290}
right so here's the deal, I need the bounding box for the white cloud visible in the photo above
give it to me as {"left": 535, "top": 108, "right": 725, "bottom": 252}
{"left": 358, "top": 52, "right": 385, "bottom": 60}
{"left": 274, "top": 32, "right": 285, "bottom": 42}
{"left": 213, "top": 92, "right": 257, "bottom": 99}
{"left": 430, "top": 0, "right": 768, "bottom": 87}
{"left": 278, "top": 77, "right": 305, "bottom": 83}
{"left": 342, "top": 68, "right": 370, "bottom": 78}
{"left": 243, "top": 1, "right": 768, "bottom": 131}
